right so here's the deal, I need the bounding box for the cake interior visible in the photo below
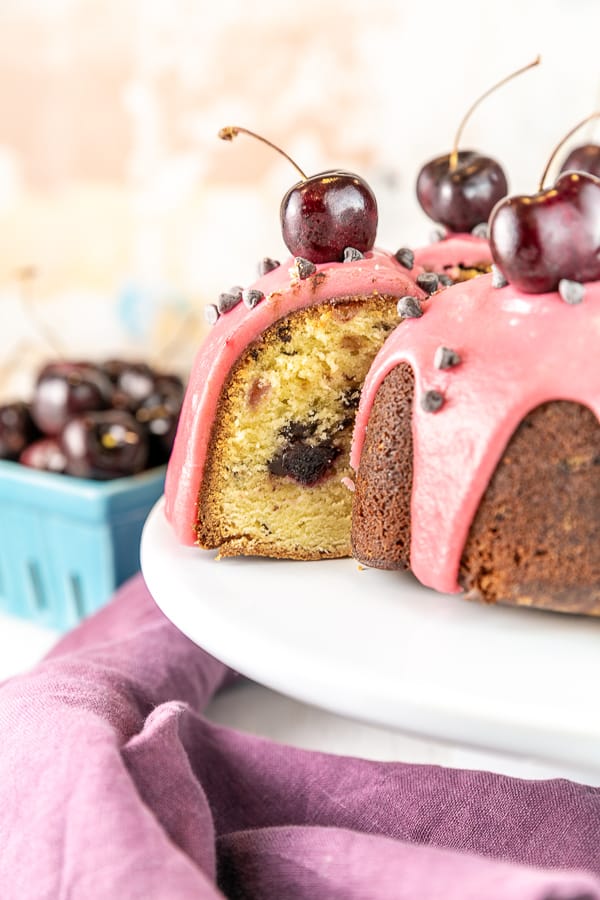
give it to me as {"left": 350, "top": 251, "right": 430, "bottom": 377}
{"left": 198, "top": 295, "right": 399, "bottom": 559}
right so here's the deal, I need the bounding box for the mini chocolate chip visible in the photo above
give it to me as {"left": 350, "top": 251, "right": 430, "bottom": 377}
{"left": 437, "top": 273, "right": 454, "bottom": 287}
{"left": 258, "top": 257, "right": 280, "bottom": 276}
{"left": 471, "top": 222, "right": 489, "bottom": 239}
{"left": 204, "top": 304, "right": 219, "bottom": 325}
{"left": 429, "top": 227, "right": 447, "bottom": 243}
{"left": 394, "top": 247, "right": 414, "bottom": 269}
{"left": 294, "top": 257, "right": 317, "bottom": 279}
{"left": 341, "top": 387, "right": 361, "bottom": 409}
{"left": 397, "top": 296, "right": 423, "bottom": 318}
{"left": 243, "top": 288, "right": 265, "bottom": 309}
{"left": 343, "top": 247, "right": 364, "bottom": 262}
{"left": 416, "top": 272, "right": 440, "bottom": 294}
{"left": 558, "top": 278, "right": 585, "bottom": 305}
{"left": 217, "top": 290, "right": 242, "bottom": 313}
{"left": 421, "top": 389, "right": 445, "bottom": 412}
{"left": 277, "top": 324, "right": 292, "bottom": 343}
{"left": 434, "top": 346, "right": 461, "bottom": 369}
{"left": 491, "top": 265, "right": 508, "bottom": 289}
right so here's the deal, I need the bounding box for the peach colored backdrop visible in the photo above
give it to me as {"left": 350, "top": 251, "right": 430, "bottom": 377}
{"left": 0, "top": 0, "right": 597, "bottom": 395}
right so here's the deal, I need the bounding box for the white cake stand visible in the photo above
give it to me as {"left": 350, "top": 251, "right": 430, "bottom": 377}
{"left": 141, "top": 497, "right": 600, "bottom": 781}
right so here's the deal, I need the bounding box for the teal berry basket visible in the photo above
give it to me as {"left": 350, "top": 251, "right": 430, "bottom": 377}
{"left": 0, "top": 460, "right": 166, "bottom": 632}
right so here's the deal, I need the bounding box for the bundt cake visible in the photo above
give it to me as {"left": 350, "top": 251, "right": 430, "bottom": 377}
{"left": 350, "top": 271, "right": 600, "bottom": 615}
{"left": 412, "top": 233, "right": 491, "bottom": 283}
{"left": 164, "top": 250, "right": 430, "bottom": 560}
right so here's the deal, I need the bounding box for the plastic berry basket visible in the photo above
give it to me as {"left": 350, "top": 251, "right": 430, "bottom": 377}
{"left": 0, "top": 460, "right": 165, "bottom": 632}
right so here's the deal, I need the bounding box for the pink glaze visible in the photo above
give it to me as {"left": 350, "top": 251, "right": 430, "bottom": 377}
{"left": 351, "top": 274, "right": 600, "bottom": 594}
{"left": 413, "top": 233, "right": 490, "bottom": 272}
{"left": 165, "top": 249, "right": 425, "bottom": 545}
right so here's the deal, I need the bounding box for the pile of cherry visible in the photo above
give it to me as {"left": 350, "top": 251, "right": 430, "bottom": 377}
{"left": 0, "top": 360, "right": 184, "bottom": 479}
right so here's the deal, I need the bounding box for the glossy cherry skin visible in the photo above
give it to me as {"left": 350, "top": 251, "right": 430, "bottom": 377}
{"left": 489, "top": 172, "right": 600, "bottom": 293}
{"left": 135, "top": 382, "right": 183, "bottom": 466}
{"left": 115, "top": 362, "right": 156, "bottom": 404}
{"left": 281, "top": 171, "right": 377, "bottom": 264}
{"left": 560, "top": 143, "right": 600, "bottom": 180}
{"left": 31, "top": 362, "right": 113, "bottom": 436}
{"left": 20, "top": 437, "right": 67, "bottom": 473}
{"left": 0, "top": 402, "right": 38, "bottom": 460}
{"left": 416, "top": 150, "right": 508, "bottom": 233}
{"left": 60, "top": 410, "right": 149, "bottom": 479}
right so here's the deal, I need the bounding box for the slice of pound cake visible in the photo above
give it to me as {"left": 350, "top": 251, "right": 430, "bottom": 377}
{"left": 165, "top": 250, "right": 427, "bottom": 559}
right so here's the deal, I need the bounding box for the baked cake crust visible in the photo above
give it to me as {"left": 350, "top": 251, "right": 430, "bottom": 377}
{"left": 351, "top": 272, "right": 600, "bottom": 614}
{"left": 351, "top": 364, "right": 414, "bottom": 569}
{"left": 460, "top": 400, "right": 600, "bottom": 615}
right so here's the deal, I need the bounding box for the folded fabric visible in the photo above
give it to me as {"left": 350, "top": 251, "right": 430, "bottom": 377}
{"left": 0, "top": 574, "right": 599, "bottom": 899}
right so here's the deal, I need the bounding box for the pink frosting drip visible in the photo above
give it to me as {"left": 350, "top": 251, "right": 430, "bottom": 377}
{"left": 412, "top": 233, "right": 491, "bottom": 271}
{"left": 165, "top": 249, "right": 425, "bottom": 544}
{"left": 351, "top": 274, "right": 600, "bottom": 593}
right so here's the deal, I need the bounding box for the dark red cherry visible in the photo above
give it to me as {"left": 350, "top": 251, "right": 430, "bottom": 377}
{"left": 31, "top": 362, "right": 113, "bottom": 436}
{"left": 154, "top": 372, "right": 184, "bottom": 397}
{"left": 20, "top": 437, "right": 67, "bottom": 473}
{"left": 489, "top": 171, "right": 600, "bottom": 293}
{"left": 135, "top": 382, "right": 183, "bottom": 466}
{"left": 416, "top": 57, "right": 539, "bottom": 232}
{"left": 560, "top": 143, "right": 600, "bottom": 179}
{"left": 0, "top": 402, "right": 39, "bottom": 460}
{"left": 60, "top": 409, "right": 149, "bottom": 479}
{"left": 112, "top": 362, "right": 156, "bottom": 410}
{"left": 100, "top": 358, "right": 131, "bottom": 384}
{"left": 489, "top": 113, "right": 600, "bottom": 294}
{"left": 280, "top": 171, "right": 376, "bottom": 264}
{"left": 219, "top": 126, "right": 377, "bottom": 264}
{"left": 417, "top": 151, "right": 507, "bottom": 233}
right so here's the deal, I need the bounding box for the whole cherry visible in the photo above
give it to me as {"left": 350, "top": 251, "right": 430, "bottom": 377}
{"left": 559, "top": 143, "right": 600, "bottom": 179}
{"left": 219, "top": 126, "right": 377, "bottom": 264}
{"left": 61, "top": 409, "right": 149, "bottom": 479}
{"left": 416, "top": 57, "right": 540, "bottom": 233}
{"left": 489, "top": 113, "right": 600, "bottom": 293}
{"left": 20, "top": 437, "right": 67, "bottom": 474}
{"left": 135, "top": 381, "right": 184, "bottom": 466}
{"left": 0, "top": 402, "right": 39, "bottom": 460}
{"left": 31, "top": 362, "right": 113, "bottom": 436}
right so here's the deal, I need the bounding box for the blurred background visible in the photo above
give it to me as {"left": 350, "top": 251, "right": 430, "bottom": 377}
{"left": 0, "top": 1, "right": 599, "bottom": 773}
{"left": 0, "top": 0, "right": 598, "bottom": 398}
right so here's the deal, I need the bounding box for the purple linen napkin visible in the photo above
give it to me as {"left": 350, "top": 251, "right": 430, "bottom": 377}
{"left": 0, "top": 574, "right": 599, "bottom": 899}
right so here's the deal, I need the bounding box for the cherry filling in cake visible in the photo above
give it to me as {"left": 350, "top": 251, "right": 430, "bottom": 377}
{"left": 197, "top": 297, "right": 399, "bottom": 559}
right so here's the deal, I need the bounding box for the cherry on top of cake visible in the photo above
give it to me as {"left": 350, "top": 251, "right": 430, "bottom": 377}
{"left": 560, "top": 142, "right": 600, "bottom": 180}
{"left": 416, "top": 56, "right": 540, "bottom": 236}
{"left": 489, "top": 111, "right": 600, "bottom": 295}
{"left": 218, "top": 125, "right": 378, "bottom": 265}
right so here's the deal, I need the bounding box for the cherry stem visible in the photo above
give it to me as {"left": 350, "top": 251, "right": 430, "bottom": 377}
{"left": 16, "top": 266, "right": 65, "bottom": 358}
{"left": 539, "top": 111, "right": 600, "bottom": 190}
{"left": 218, "top": 126, "right": 308, "bottom": 181}
{"left": 153, "top": 307, "right": 198, "bottom": 369}
{"left": 449, "top": 56, "right": 541, "bottom": 172}
{"left": 0, "top": 338, "right": 34, "bottom": 394}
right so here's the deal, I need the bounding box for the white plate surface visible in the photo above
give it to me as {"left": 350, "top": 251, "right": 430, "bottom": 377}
{"left": 141, "top": 498, "right": 600, "bottom": 774}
